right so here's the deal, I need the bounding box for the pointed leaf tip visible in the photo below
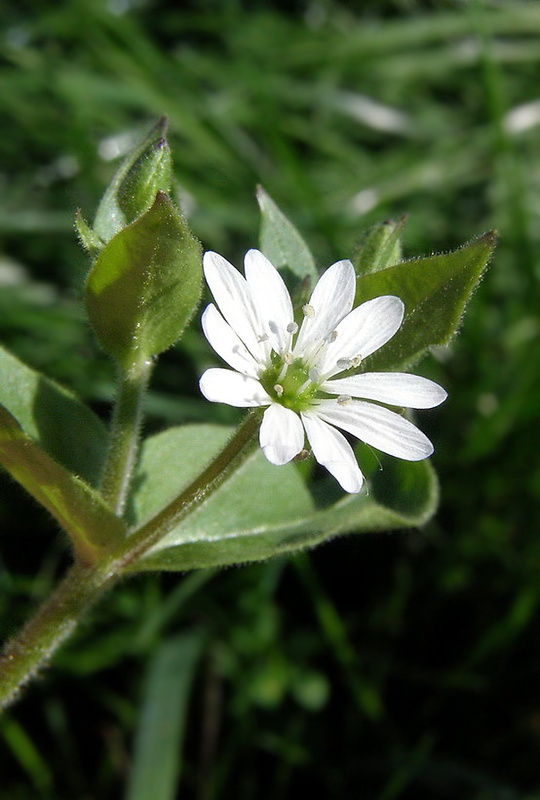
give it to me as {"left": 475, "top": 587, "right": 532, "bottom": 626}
{"left": 257, "top": 185, "right": 318, "bottom": 283}
{"left": 92, "top": 118, "right": 174, "bottom": 244}
{"left": 354, "top": 215, "right": 407, "bottom": 276}
{"left": 355, "top": 231, "right": 497, "bottom": 370}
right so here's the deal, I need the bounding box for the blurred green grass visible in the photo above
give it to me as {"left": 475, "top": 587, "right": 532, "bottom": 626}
{"left": 2, "top": 0, "right": 540, "bottom": 797}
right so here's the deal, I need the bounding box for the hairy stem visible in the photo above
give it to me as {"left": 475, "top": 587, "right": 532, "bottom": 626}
{"left": 100, "top": 358, "right": 153, "bottom": 516}
{"left": 0, "top": 412, "right": 260, "bottom": 712}
{"left": 117, "top": 411, "right": 261, "bottom": 571}
{"left": 0, "top": 562, "right": 117, "bottom": 711}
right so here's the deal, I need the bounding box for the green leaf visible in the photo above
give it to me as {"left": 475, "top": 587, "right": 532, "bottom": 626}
{"left": 129, "top": 423, "right": 315, "bottom": 529}
{"left": 85, "top": 192, "right": 202, "bottom": 368}
{"left": 93, "top": 117, "right": 173, "bottom": 245}
{"left": 0, "top": 344, "right": 107, "bottom": 484}
{"left": 125, "top": 632, "right": 204, "bottom": 800}
{"left": 353, "top": 216, "right": 406, "bottom": 275}
{"left": 74, "top": 209, "right": 103, "bottom": 253}
{"left": 0, "top": 715, "right": 53, "bottom": 794}
{"left": 0, "top": 405, "right": 126, "bottom": 560}
{"left": 257, "top": 185, "right": 318, "bottom": 285}
{"left": 127, "top": 424, "right": 437, "bottom": 573}
{"left": 355, "top": 231, "right": 497, "bottom": 371}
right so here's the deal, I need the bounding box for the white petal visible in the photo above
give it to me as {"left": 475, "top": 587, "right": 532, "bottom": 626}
{"left": 301, "top": 412, "right": 363, "bottom": 493}
{"left": 199, "top": 368, "right": 270, "bottom": 407}
{"left": 260, "top": 404, "right": 304, "bottom": 465}
{"left": 315, "top": 399, "right": 434, "bottom": 460}
{"left": 293, "top": 259, "right": 356, "bottom": 362}
{"left": 203, "top": 251, "right": 269, "bottom": 364}
{"left": 323, "top": 372, "right": 447, "bottom": 409}
{"left": 201, "top": 304, "right": 260, "bottom": 378}
{"left": 317, "top": 295, "right": 404, "bottom": 378}
{"left": 244, "top": 249, "right": 295, "bottom": 354}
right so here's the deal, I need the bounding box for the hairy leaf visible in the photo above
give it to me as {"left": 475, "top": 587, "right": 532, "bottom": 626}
{"left": 257, "top": 185, "right": 318, "bottom": 285}
{"left": 0, "top": 344, "right": 107, "bottom": 484}
{"left": 127, "top": 424, "right": 437, "bottom": 572}
{"left": 356, "top": 232, "right": 496, "bottom": 370}
{"left": 0, "top": 405, "right": 125, "bottom": 560}
{"left": 86, "top": 192, "right": 202, "bottom": 367}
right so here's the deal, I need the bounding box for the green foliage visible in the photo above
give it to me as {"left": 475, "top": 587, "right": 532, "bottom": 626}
{"left": 85, "top": 192, "right": 202, "bottom": 368}
{"left": 0, "top": 345, "right": 107, "bottom": 484}
{"left": 257, "top": 186, "right": 318, "bottom": 284}
{"left": 125, "top": 632, "right": 204, "bottom": 800}
{"left": 0, "top": 406, "right": 126, "bottom": 560}
{"left": 128, "top": 425, "right": 437, "bottom": 572}
{"left": 353, "top": 217, "right": 405, "bottom": 275}
{"left": 92, "top": 117, "right": 173, "bottom": 247}
{"left": 1, "top": 0, "right": 539, "bottom": 797}
{"left": 357, "top": 232, "right": 496, "bottom": 370}
{"left": 0, "top": 714, "right": 53, "bottom": 794}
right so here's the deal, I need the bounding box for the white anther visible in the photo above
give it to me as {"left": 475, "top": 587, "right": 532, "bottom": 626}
{"left": 351, "top": 355, "right": 363, "bottom": 367}
{"left": 336, "top": 358, "right": 352, "bottom": 370}
{"left": 302, "top": 304, "right": 315, "bottom": 318}
{"left": 257, "top": 333, "right": 269, "bottom": 343}
{"left": 337, "top": 394, "right": 352, "bottom": 405}
{"left": 286, "top": 322, "right": 298, "bottom": 334}
{"left": 326, "top": 330, "right": 338, "bottom": 344}
{"left": 274, "top": 384, "right": 284, "bottom": 397}
{"left": 283, "top": 352, "right": 294, "bottom": 364}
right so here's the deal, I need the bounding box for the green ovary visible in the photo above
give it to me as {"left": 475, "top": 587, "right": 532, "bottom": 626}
{"left": 260, "top": 358, "right": 317, "bottom": 412}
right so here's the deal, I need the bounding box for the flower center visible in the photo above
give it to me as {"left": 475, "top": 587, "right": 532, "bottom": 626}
{"left": 259, "top": 357, "right": 318, "bottom": 411}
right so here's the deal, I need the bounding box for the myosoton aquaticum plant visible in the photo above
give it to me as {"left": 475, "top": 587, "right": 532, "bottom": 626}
{"left": 0, "top": 119, "right": 495, "bottom": 710}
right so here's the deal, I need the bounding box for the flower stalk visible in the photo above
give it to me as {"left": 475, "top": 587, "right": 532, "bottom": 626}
{"left": 100, "top": 357, "right": 153, "bottom": 517}
{"left": 115, "top": 411, "right": 261, "bottom": 571}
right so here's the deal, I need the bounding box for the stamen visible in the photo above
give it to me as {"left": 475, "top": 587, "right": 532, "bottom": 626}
{"left": 302, "top": 304, "right": 315, "bottom": 318}
{"left": 337, "top": 394, "right": 352, "bottom": 405}
{"left": 274, "top": 384, "right": 284, "bottom": 397}
{"left": 298, "top": 368, "right": 319, "bottom": 394}
{"left": 351, "top": 355, "right": 363, "bottom": 368}
{"left": 336, "top": 358, "right": 352, "bottom": 370}
{"left": 304, "top": 335, "right": 331, "bottom": 367}
{"left": 257, "top": 333, "right": 269, "bottom": 343}
{"left": 286, "top": 322, "right": 298, "bottom": 334}
{"left": 277, "top": 354, "right": 293, "bottom": 382}
{"left": 326, "top": 330, "right": 338, "bottom": 344}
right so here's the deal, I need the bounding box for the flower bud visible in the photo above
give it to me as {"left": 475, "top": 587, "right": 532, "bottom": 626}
{"left": 354, "top": 216, "right": 406, "bottom": 276}
{"left": 91, "top": 117, "right": 173, "bottom": 246}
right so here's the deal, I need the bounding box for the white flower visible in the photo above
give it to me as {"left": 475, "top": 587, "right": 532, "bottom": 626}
{"left": 199, "top": 249, "right": 447, "bottom": 493}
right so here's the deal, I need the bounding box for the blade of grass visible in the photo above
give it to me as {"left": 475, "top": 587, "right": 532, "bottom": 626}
{"left": 0, "top": 715, "right": 53, "bottom": 793}
{"left": 294, "top": 553, "right": 383, "bottom": 722}
{"left": 125, "top": 631, "right": 204, "bottom": 800}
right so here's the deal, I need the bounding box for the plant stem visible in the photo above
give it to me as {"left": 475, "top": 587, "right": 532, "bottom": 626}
{"left": 100, "top": 358, "right": 153, "bottom": 517}
{"left": 0, "top": 561, "right": 117, "bottom": 711}
{"left": 0, "top": 412, "right": 260, "bottom": 712}
{"left": 116, "top": 411, "right": 261, "bottom": 571}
